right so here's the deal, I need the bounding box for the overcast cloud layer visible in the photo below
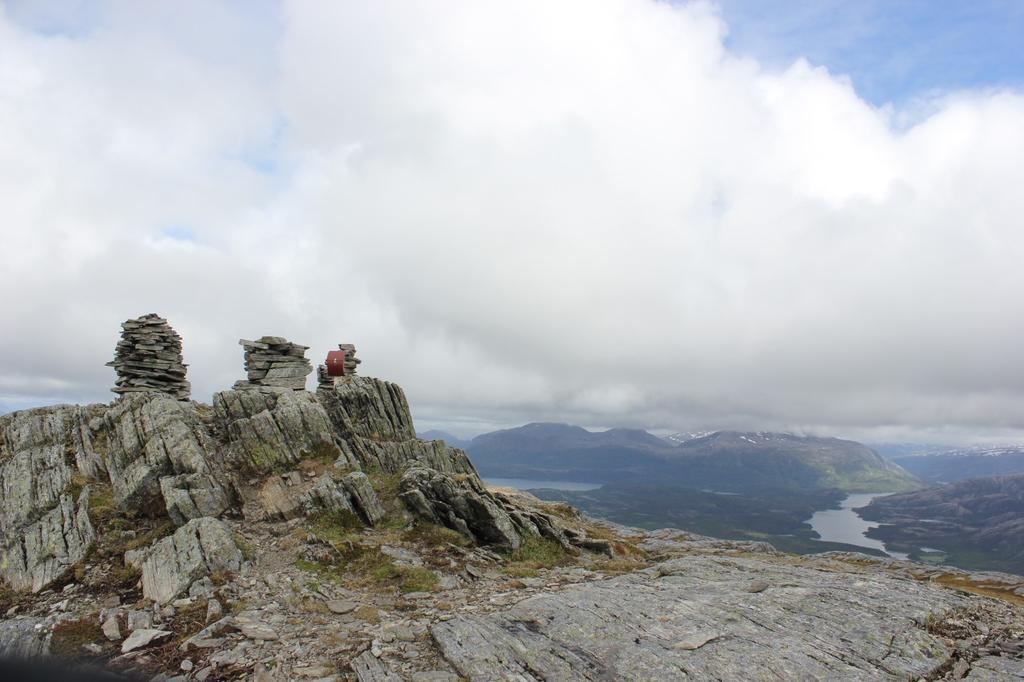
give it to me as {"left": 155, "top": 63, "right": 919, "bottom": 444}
{"left": 2, "top": 0, "right": 1024, "bottom": 444}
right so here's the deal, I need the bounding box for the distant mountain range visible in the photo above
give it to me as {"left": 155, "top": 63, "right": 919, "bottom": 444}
{"left": 661, "top": 431, "right": 715, "bottom": 445}
{"left": 890, "top": 445, "right": 1024, "bottom": 484}
{"left": 441, "top": 422, "right": 918, "bottom": 493}
{"left": 859, "top": 473, "right": 1024, "bottom": 574}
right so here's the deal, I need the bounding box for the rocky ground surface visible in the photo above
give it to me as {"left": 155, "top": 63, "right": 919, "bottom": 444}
{"left": 1, "top": 371, "right": 1023, "bottom": 681}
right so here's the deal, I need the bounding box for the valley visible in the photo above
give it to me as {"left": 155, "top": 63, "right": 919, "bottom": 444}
{"left": 457, "top": 424, "right": 1024, "bottom": 574}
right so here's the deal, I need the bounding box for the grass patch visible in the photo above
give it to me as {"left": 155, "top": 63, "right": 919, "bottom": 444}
{"left": 395, "top": 566, "right": 439, "bottom": 593}
{"left": 86, "top": 482, "right": 117, "bottom": 527}
{"left": 504, "top": 566, "right": 539, "bottom": 578}
{"left": 931, "top": 574, "right": 1024, "bottom": 607}
{"left": 402, "top": 521, "right": 471, "bottom": 549}
{"left": 50, "top": 613, "right": 108, "bottom": 660}
{"left": 509, "top": 536, "right": 573, "bottom": 568}
{"left": 294, "top": 548, "right": 439, "bottom": 594}
{"left": 311, "top": 510, "right": 364, "bottom": 542}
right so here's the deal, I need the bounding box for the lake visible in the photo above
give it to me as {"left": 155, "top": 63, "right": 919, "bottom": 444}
{"left": 484, "top": 478, "right": 603, "bottom": 491}
{"left": 807, "top": 493, "right": 908, "bottom": 559}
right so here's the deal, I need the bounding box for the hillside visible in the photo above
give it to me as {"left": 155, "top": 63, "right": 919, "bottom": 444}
{"left": 859, "top": 474, "right": 1024, "bottom": 574}
{"left": 467, "top": 424, "right": 919, "bottom": 493}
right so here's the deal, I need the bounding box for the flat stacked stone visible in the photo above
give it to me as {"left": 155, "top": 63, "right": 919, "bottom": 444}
{"left": 317, "top": 343, "right": 361, "bottom": 388}
{"left": 234, "top": 336, "right": 311, "bottom": 391}
{"left": 107, "top": 314, "right": 190, "bottom": 400}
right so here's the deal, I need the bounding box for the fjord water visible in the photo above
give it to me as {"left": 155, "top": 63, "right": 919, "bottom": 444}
{"left": 808, "top": 493, "right": 907, "bottom": 559}
{"left": 484, "top": 478, "right": 603, "bottom": 491}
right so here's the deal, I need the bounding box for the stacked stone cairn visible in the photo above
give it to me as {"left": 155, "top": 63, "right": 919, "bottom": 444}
{"left": 234, "top": 336, "right": 312, "bottom": 391}
{"left": 107, "top": 313, "right": 191, "bottom": 400}
{"left": 317, "top": 343, "right": 361, "bottom": 388}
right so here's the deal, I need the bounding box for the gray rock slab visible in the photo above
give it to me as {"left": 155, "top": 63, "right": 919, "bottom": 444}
{"left": 432, "top": 554, "right": 979, "bottom": 681}
{"left": 121, "top": 628, "right": 172, "bottom": 653}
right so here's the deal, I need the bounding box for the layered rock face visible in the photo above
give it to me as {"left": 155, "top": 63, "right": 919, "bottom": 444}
{"left": 233, "top": 336, "right": 312, "bottom": 391}
{"left": 107, "top": 314, "right": 190, "bottom": 400}
{"left": 0, "top": 405, "right": 103, "bottom": 592}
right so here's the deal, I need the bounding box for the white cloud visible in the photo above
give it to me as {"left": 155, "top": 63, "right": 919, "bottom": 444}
{"left": 2, "top": 0, "right": 1023, "bottom": 445}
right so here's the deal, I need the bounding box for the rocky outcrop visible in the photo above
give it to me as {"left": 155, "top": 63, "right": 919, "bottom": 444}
{"left": 107, "top": 314, "right": 191, "bottom": 400}
{"left": 432, "top": 553, "right": 976, "bottom": 680}
{"left": 213, "top": 389, "right": 358, "bottom": 474}
{"left": 399, "top": 467, "right": 576, "bottom": 552}
{"left": 101, "top": 392, "right": 223, "bottom": 515}
{"left": 319, "top": 376, "right": 418, "bottom": 442}
{"left": 0, "top": 404, "right": 103, "bottom": 530}
{"left": 140, "top": 517, "right": 244, "bottom": 604}
{"left": 318, "top": 377, "right": 476, "bottom": 476}
{"left": 0, "top": 490, "right": 95, "bottom": 592}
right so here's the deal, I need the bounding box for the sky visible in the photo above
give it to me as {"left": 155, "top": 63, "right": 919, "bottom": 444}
{"left": 2, "top": 0, "right": 1024, "bottom": 445}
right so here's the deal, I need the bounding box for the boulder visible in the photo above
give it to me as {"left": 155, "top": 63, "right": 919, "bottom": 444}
{"left": 141, "top": 517, "right": 244, "bottom": 604}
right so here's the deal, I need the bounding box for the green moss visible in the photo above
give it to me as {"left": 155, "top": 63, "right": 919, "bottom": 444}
{"left": 244, "top": 444, "right": 290, "bottom": 475}
{"left": 232, "top": 532, "right": 256, "bottom": 561}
